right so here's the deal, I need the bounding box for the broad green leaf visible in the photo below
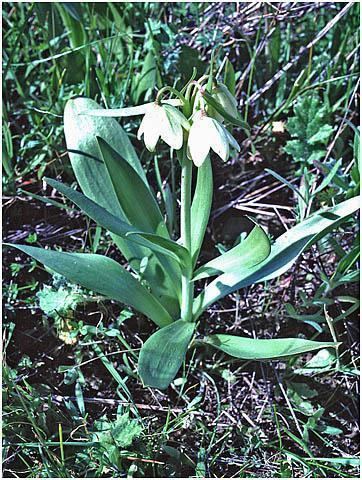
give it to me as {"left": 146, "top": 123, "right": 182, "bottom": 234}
{"left": 205, "top": 334, "right": 339, "bottom": 360}
{"left": 203, "top": 91, "right": 250, "bottom": 132}
{"left": 45, "top": 178, "right": 189, "bottom": 269}
{"left": 5, "top": 244, "right": 173, "bottom": 328}
{"left": 64, "top": 98, "right": 180, "bottom": 318}
{"left": 64, "top": 97, "right": 146, "bottom": 203}
{"left": 190, "top": 156, "right": 213, "bottom": 266}
{"left": 194, "top": 196, "right": 359, "bottom": 319}
{"left": 97, "top": 137, "right": 168, "bottom": 237}
{"left": 223, "top": 58, "right": 236, "bottom": 96}
{"left": 193, "top": 223, "right": 271, "bottom": 281}
{"left": 139, "top": 320, "right": 195, "bottom": 389}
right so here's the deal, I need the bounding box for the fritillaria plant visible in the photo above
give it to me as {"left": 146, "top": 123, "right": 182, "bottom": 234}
{"left": 7, "top": 61, "right": 359, "bottom": 389}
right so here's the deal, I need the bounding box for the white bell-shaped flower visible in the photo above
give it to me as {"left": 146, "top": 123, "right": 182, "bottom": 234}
{"left": 137, "top": 103, "right": 189, "bottom": 152}
{"left": 187, "top": 110, "right": 240, "bottom": 167}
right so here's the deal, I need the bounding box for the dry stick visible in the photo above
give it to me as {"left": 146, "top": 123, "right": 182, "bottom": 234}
{"left": 237, "top": 201, "right": 294, "bottom": 211}
{"left": 245, "top": 2, "right": 354, "bottom": 106}
{"left": 237, "top": 20, "right": 277, "bottom": 96}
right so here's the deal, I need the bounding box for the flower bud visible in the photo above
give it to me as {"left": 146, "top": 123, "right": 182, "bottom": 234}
{"left": 208, "top": 83, "right": 239, "bottom": 122}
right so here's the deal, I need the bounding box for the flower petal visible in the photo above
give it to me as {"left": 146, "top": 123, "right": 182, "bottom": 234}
{"left": 187, "top": 113, "right": 211, "bottom": 167}
{"left": 223, "top": 126, "right": 240, "bottom": 152}
{"left": 161, "top": 106, "right": 184, "bottom": 150}
{"left": 163, "top": 105, "right": 190, "bottom": 130}
{"left": 209, "top": 119, "right": 229, "bottom": 162}
{"left": 142, "top": 105, "right": 162, "bottom": 152}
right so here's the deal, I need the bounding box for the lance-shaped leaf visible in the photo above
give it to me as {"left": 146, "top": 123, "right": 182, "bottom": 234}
{"left": 193, "top": 223, "right": 271, "bottom": 281}
{"left": 64, "top": 97, "right": 180, "bottom": 318}
{"left": 193, "top": 196, "right": 359, "bottom": 319}
{"left": 204, "top": 334, "right": 339, "bottom": 360}
{"left": 45, "top": 178, "right": 190, "bottom": 272}
{"left": 139, "top": 320, "right": 195, "bottom": 390}
{"left": 203, "top": 90, "right": 250, "bottom": 132}
{"left": 97, "top": 137, "right": 168, "bottom": 237}
{"left": 5, "top": 244, "right": 173, "bottom": 328}
{"left": 190, "top": 156, "right": 213, "bottom": 266}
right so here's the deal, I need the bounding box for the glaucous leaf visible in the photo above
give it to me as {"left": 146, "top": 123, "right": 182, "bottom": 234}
{"left": 45, "top": 178, "right": 189, "bottom": 270}
{"left": 139, "top": 319, "right": 195, "bottom": 389}
{"left": 126, "top": 231, "right": 191, "bottom": 274}
{"left": 97, "top": 137, "right": 169, "bottom": 237}
{"left": 223, "top": 58, "right": 236, "bottom": 96}
{"left": 6, "top": 244, "right": 173, "bottom": 328}
{"left": 64, "top": 101, "right": 181, "bottom": 318}
{"left": 205, "top": 334, "right": 339, "bottom": 360}
{"left": 193, "top": 196, "right": 359, "bottom": 319}
{"left": 64, "top": 97, "right": 146, "bottom": 197}
{"left": 80, "top": 99, "right": 182, "bottom": 117}
{"left": 193, "top": 223, "right": 271, "bottom": 281}
{"left": 203, "top": 91, "right": 250, "bottom": 132}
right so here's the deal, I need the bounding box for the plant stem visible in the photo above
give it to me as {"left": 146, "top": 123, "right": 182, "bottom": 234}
{"left": 180, "top": 148, "right": 194, "bottom": 322}
{"left": 155, "top": 86, "right": 187, "bottom": 105}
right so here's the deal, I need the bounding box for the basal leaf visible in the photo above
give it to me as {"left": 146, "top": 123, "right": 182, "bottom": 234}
{"left": 5, "top": 244, "right": 173, "bottom": 328}
{"left": 194, "top": 196, "right": 359, "bottom": 319}
{"left": 64, "top": 97, "right": 146, "bottom": 197}
{"left": 139, "top": 320, "right": 195, "bottom": 389}
{"left": 205, "top": 334, "right": 339, "bottom": 360}
{"left": 193, "top": 223, "right": 271, "bottom": 281}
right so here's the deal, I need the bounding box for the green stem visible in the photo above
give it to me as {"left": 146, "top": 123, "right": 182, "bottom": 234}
{"left": 180, "top": 148, "right": 194, "bottom": 322}
{"left": 155, "top": 86, "right": 187, "bottom": 105}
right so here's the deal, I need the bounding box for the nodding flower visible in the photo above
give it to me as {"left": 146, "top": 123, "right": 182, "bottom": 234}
{"left": 187, "top": 110, "right": 240, "bottom": 167}
{"left": 137, "top": 103, "right": 189, "bottom": 152}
